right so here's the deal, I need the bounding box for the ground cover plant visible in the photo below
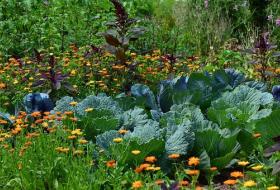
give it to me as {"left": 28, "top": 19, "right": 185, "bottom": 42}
{"left": 1, "top": 0, "right": 280, "bottom": 189}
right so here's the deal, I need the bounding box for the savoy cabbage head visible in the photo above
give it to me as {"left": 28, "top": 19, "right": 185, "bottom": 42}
{"left": 53, "top": 96, "right": 75, "bottom": 113}
{"left": 76, "top": 94, "right": 122, "bottom": 117}
{"left": 208, "top": 85, "right": 273, "bottom": 128}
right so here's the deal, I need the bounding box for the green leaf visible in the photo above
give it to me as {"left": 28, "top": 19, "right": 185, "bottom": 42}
{"left": 96, "top": 130, "right": 121, "bottom": 151}
{"left": 110, "top": 138, "right": 165, "bottom": 166}
{"left": 165, "top": 122, "right": 195, "bottom": 155}
{"left": 255, "top": 110, "right": 280, "bottom": 146}
{"left": 120, "top": 107, "right": 149, "bottom": 130}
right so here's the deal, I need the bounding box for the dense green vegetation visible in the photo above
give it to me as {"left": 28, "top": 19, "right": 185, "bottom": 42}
{"left": 1, "top": 0, "right": 280, "bottom": 189}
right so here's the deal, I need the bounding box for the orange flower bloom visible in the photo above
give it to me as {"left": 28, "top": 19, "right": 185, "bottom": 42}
{"left": 11, "top": 127, "right": 21, "bottom": 135}
{"left": 35, "top": 119, "right": 44, "bottom": 124}
{"left": 224, "top": 179, "right": 237, "bottom": 185}
{"left": 188, "top": 157, "right": 200, "bottom": 166}
{"left": 31, "top": 111, "right": 41, "bottom": 117}
{"left": 155, "top": 179, "right": 164, "bottom": 185}
{"left": 118, "top": 129, "right": 128, "bottom": 134}
{"left": 132, "top": 181, "right": 142, "bottom": 189}
{"left": 0, "top": 82, "right": 6, "bottom": 89}
{"left": 0, "top": 119, "right": 8, "bottom": 124}
{"left": 168, "top": 154, "right": 180, "bottom": 159}
{"left": 145, "top": 156, "right": 157, "bottom": 163}
{"left": 106, "top": 160, "right": 116, "bottom": 168}
{"left": 179, "top": 180, "right": 189, "bottom": 186}
{"left": 70, "top": 117, "right": 78, "bottom": 122}
{"left": 210, "top": 166, "right": 218, "bottom": 171}
{"left": 253, "top": 133, "right": 261, "bottom": 138}
{"left": 64, "top": 111, "right": 73, "bottom": 115}
{"left": 185, "top": 169, "right": 200, "bottom": 176}
{"left": 68, "top": 135, "right": 77, "bottom": 140}
{"left": 230, "top": 171, "right": 244, "bottom": 178}
{"left": 135, "top": 163, "right": 151, "bottom": 173}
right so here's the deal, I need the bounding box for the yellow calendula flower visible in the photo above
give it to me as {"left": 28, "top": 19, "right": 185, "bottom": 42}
{"left": 73, "top": 150, "right": 84, "bottom": 156}
{"left": 42, "top": 122, "right": 49, "bottom": 128}
{"left": 251, "top": 165, "right": 263, "bottom": 171}
{"left": 113, "top": 138, "right": 123, "bottom": 143}
{"left": 85, "top": 108, "right": 94, "bottom": 112}
{"left": 71, "top": 129, "right": 83, "bottom": 135}
{"left": 78, "top": 139, "right": 88, "bottom": 144}
{"left": 243, "top": 180, "right": 257, "bottom": 187}
{"left": 69, "top": 101, "right": 78, "bottom": 106}
{"left": 267, "top": 186, "right": 279, "bottom": 190}
{"left": 238, "top": 161, "right": 249, "bottom": 166}
{"left": 131, "top": 150, "right": 141, "bottom": 155}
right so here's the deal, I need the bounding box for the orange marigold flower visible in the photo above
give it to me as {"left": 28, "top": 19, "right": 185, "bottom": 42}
{"left": 68, "top": 135, "right": 77, "bottom": 140}
{"left": 0, "top": 82, "right": 6, "bottom": 89}
{"left": 30, "top": 111, "right": 41, "bottom": 117}
{"left": 43, "top": 111, "right": 50, "bottom": 115}
{"left": 0, "top": 119, "right": 8, "bottom": 124}
{"left": 168, "top": 153, "right": 180, "bottom": 159}
{"left": 35, "top": 119, "right": 44, "bottom": 124}
{"left": 11, "top": 127, "right": 21, "bottom": 135}
{"left": 64, "top": 111, "right": 73, "bottom": 115}
{"left": 145, "top": 156, "right": 157, "bottom": 163}
{"left": 223, "top": 179, "right": 237, "bottom": 185}
{"left": 230, "top": 171, "right": 244, "bottom": 178}
{"left": 185, "top": 169, "right": 200, "bottom": 176}
{"left": 70, "top": 117, "right": 78, "bottom": 122}
{"left": 210, "top": 166, "right": 218, "bottom": 171}
{"left": 253, "top": 133, "right": 261, "bottom": 138}
{"left": 135, "top": 163, "right": 151, "bottom": 173}
{"left": 132, "top": 181, "right": 142, "bottom": 189}
{"left": 155, "top": 179, "right": 164, "bottom": 185}
{"left": 188, "top": 157, "right": 200, "bottom": 166}
{"left": 238, "top": 161, "right": 249, "bottom": 166}
{"left": 179, "top": 180, "right": 189, "bottom": 186}
{"left": 106, "top": 160, "right": 116, "bottom": 168}
{"left": 118, "top": 129, "right": 128, "bottom": 134}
